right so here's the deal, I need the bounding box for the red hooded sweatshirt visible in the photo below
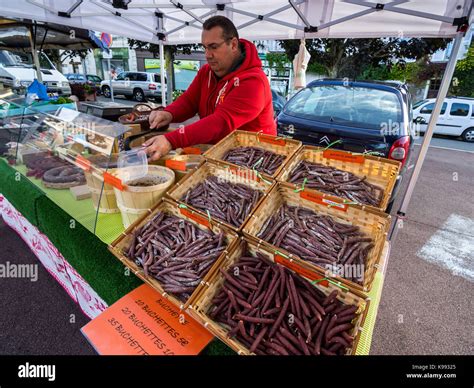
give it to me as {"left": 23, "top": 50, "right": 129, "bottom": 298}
{"left": 163, "top": 39, "right": 276, "bottom": 149}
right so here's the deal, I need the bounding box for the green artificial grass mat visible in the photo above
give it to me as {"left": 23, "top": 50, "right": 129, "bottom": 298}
{"left": 12, "top": 164, "right": 125, "bottom": 244}
{"left": 0, "top": 159, "right": 44, "bottom": 226}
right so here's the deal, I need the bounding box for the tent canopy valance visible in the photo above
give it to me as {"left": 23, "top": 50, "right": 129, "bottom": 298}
{"left": 0, "top": 0, "right": 471, "bottom": 45}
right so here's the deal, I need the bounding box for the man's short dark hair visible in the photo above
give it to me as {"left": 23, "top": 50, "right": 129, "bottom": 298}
{"left": 203, "top": 16, "right": 239, "bottom": 41}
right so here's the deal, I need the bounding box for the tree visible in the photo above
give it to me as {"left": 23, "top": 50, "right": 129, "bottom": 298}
{"left": 128, "top": 39, "right": 200, "bottom": 103}
{"left": 452, "top": 46, "right": 474, "bottom": 97}
{"left": 43, "top": 49, "right": 90, "bottom": 71}
{"left": 278, "top": 38, "right": 449, "bottom": 78}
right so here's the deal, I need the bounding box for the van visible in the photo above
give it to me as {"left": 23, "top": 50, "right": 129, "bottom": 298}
{"left": 0, "top": 50, "right": 71, "bottom": 96}
{"left": 413, "top": 97, "right": 474, "bottom": 142}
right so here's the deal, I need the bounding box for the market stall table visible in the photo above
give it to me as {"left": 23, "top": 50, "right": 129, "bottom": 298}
{"left": 0, "top": 156, "right": 388, "bottom": 354}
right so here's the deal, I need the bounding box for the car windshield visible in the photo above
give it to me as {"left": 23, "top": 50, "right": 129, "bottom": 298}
{"left": 284, "top": 85, "right": 402, "bottom": 130}
{"left": 413, "top": 99, "right": 428, "bottom": 109}
{"left": 0, "top": 50, "right": 54, "bottom": 70}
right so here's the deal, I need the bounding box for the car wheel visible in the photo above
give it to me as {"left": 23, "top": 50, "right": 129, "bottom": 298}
{"left": 102, "top": 86, "right": 111, "bottom": 98}
{"left": 133, "top": 89, "right": 146, "bottom": 102}
{"left": 461, "top": 128, "right": 474, "bottom": 142}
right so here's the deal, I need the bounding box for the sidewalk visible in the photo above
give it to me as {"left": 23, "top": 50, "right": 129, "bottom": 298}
{"left": 0, "top": 218, "right": 96, "bottom": 355}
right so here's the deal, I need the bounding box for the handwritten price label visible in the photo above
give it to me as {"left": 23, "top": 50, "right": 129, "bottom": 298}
{"left": 103, "top": 171, "right": 124, "bottom": 191}
{"left": 300, "top": 191, "right": 348, "bottom": 212}
{"left": 179, "top": 207, "right": 210, "bottom": 228}
{"left": 274, "top": 254, "right": 329, "bottom": 287}
{"left": 259, "top": 135, "right": 286, "bottom": 147}
{"left": 323, "top": 150, "right": 365, "bottom": 164}
{"left": 75, "top": 155, "right": 91, "bottom": 171}
{"left": 166, "top": 159, "right": 187, "bottom": 172}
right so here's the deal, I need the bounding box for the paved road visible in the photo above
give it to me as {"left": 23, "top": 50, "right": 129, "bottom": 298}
{"left": 0, "top": 218, "right": 96, "bottom": 355}
{"left": 96, "top": 95, "right": 158, "bottom": 108}
{"left": 371, "top": 144, "right": 474, "bottom": 355}
{"left": 414, "top": 134, "right": 474, "bottom": 152}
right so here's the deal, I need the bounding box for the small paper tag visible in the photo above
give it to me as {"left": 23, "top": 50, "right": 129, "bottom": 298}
{"left": 323, "top": 150, "right": 365, "bottom": 164}
{"left": 166, "top": 159, "right": 187, "bottom": 172}
{"left": 300, "top": 191, "right": 348, "bottom": 212}
{"left": 259, "top": 135, "right": 286, "bottom": 147}
{"left": 182, "top": 147, "right": 202, "bottom": 155}
{"left": 75, "top": 155, "right": 91, "bottom": 171}
{"left": 103, "top": 171, "right": 124, "bottom": 191}
{"left": 179, "top": 207, "right": 210, "bottom": 228}
{"left": 274, "top": 254, "right": 329, "bottom": 287}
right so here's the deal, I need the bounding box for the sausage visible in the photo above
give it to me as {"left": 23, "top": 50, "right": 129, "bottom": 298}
{"left": 209, "top": 248, "right": 359, "bottom": 355}
{"left": 257, "top": 204, "right": 374, "bottom": 285}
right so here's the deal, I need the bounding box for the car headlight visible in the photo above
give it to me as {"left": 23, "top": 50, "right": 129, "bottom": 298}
{"left": 20, "top": 80, "right": 31, "bottom": 87}
{"left": 13, "top": 79, "right": 21, "bottom": 87}
{"left": 61, "top": 82, "right": 70, "bottom": 88}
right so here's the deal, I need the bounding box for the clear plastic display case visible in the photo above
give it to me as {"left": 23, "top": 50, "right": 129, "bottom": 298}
{"left": 11, "top": 104, "right": 133, "bottom": 243}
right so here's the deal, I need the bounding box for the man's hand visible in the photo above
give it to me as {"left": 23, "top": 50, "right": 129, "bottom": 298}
{"left": 149, "top": 110, "right": 173, "bottom": 130}
{"left": 143, "top": 135, "right": 173, "bottom": 162}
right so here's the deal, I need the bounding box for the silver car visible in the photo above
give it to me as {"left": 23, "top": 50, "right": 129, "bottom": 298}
{"left": 100, "top": 71, "right": 167, "bottom": 102}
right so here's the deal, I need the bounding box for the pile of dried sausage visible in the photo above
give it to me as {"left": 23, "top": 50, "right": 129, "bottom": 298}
{"left": 258, "top": 205, "right": 374, "bottom": 284}
{"left": 289, "top": 161, "right": 384, "bottom": 207}
{"left": 209, "top": 244, "right": 358, "bottom": 355}
{"left": 126, "top": 211, "right": 227, "bottom": 302}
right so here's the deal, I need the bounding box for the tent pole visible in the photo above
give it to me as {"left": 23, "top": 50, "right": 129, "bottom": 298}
{"left": 389, "top": 31, "right": 465, "bottom": 241}
{"left": 28, "top": 25, "right": 43, "bottom": 83}
{"left": 108, "top": 57, "right": 114, "bottom": 102}
{"left": 159, "top": 41, "right": 166, "bottom": 106}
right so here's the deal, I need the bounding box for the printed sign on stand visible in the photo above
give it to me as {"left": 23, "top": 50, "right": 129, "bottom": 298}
{"left": 81, "top": 284, "right": 213, "bottom": 355}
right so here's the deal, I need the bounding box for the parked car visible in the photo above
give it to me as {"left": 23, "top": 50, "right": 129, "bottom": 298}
{"left": 100, "top": 71, "right": 167, "bottom": 102}
{"left": 271, "top": 89, "right": 286, "bottom": 117}
{"left": 412, "top": 97, "right": 474, "bottom": 142}
{"left": 0, "top": 50, "right": 70, "bottom": 96}
{"left": 65, "top": 73, "right": 103, "bottom": 94}
{"left": 276, "top": 79, "right": 415, "bottom": 210}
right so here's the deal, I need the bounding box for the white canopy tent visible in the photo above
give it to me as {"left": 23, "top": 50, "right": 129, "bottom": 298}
{"left": 0, "top": 0, "right": 470, "bottom": 43}
{"left": 0, "top": 0, "right": 472, "bottom": 242}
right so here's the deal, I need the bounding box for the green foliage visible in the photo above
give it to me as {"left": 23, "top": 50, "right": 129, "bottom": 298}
{"left": 307, "top": 62, "right": 328, "bottom": 75}
{"left": 265, "top": 52, "right": 288, "bottom": 73}
{"left": 172, "top": 89, "right": 184, "bottom": 101}
{"left": 50, "top": 97, "right": 74, "bottom": 105}
{"left": 278, "top": 38, "right": 449, "bottom": 78}
{"left": 452, "top": 46, "right": 474, "bottom": 97}
{"left": 359, "top": 61, "right": 424, "bottom": 85}
{"left": 127, "top": 39, "right": 200, "bottom": 58}
{"left": 43, "top": 48, "right": 90, "bottom": 69}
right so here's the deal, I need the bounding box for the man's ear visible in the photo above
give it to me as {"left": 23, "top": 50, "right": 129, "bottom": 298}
{"left": 231, "top": 37, "right": 239, "bottom": 51}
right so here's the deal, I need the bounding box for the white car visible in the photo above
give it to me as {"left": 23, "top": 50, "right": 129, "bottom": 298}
{"left": 0, "top": 50, "right": 71, "bottom": 96}
{"left": 413, "top": 97, "right": 474, "bottom": 142}
{"left": 100, "top": 71, "right": 167, "bottom": 102}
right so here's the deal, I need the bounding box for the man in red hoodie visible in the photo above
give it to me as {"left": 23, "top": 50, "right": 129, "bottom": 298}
{"left": 144, "top": 16, "right": 276, "bottom": 161}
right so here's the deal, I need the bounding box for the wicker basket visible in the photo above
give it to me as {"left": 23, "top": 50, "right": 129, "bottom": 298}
{"left": 277, "top": 145, "right": 401, "bottom": 212}
{"left": 166, "top": 160, "right": 275, "bottom": 232}
{"left": 188, "top": 236, "right": 370, "bottom": 355}
{"left": 108, "top": 198, "right": 238, "bottom": 310}
{"left": 204, "top": 130, "right": 302, "bottom": 180}
{"left": 242, "top": 183, "right": 390, "bottom": 293}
